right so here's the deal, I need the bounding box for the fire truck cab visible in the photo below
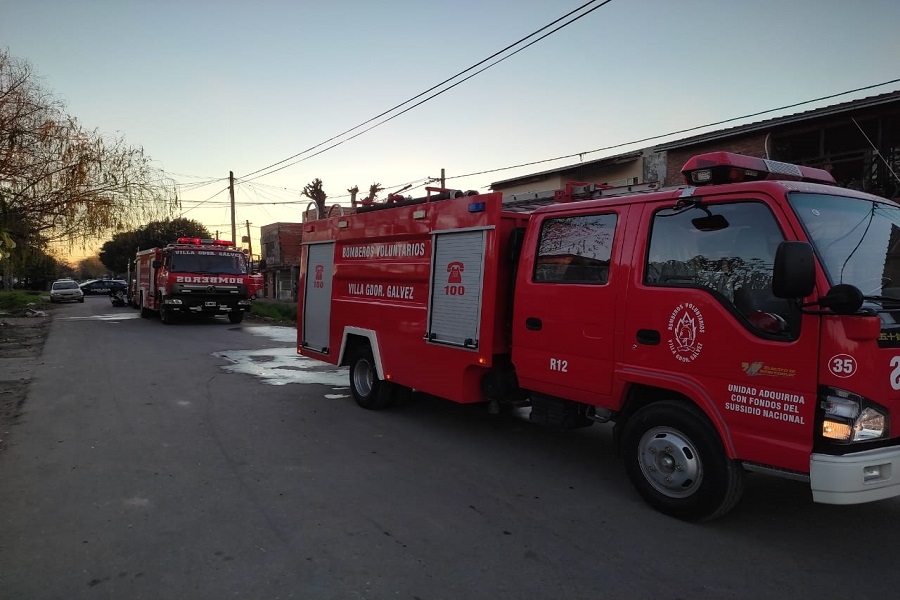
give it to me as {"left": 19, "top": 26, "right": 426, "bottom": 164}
{"left": 297, "top": 152, "right": 900, "bottom": 521}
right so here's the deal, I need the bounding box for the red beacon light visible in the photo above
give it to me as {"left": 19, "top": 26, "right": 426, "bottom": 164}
{"left": 175, "top": 237, "right": 234, "bottom": 247}
{"left": 681, "top": 152, "right": 836, "bottom": 187}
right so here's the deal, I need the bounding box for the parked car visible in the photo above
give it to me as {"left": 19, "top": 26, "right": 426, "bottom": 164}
{"left": 80, "top": 279, "right": 127, "bottom": 295}
{"left": 50, "top": 279, "right": 85, "bottom": 303}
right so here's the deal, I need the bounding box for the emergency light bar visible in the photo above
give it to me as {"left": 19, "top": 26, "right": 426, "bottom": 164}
{"left": 681, "top": 152, "right": 836, "bottom": 186}
{"left": 175, "top": 237, "right": 235, "bottom": 247}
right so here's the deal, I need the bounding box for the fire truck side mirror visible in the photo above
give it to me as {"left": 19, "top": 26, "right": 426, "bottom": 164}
{"left": 152, "top": 260, "right": 163, "bottom": 269}
{"left": 772, "top": 241, "right": 815, "bottom": 299}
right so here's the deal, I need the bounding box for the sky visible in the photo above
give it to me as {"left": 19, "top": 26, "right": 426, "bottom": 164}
{"left": 2, "top": 0, "right": 899, "bottom": 260}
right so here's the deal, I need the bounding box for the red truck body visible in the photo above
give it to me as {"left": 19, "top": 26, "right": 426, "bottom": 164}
{"left": 133, "top": 237, "right": 261, "bottom": 324}
{"left": 297, "top": 152, "right": 900, "bottom": 520}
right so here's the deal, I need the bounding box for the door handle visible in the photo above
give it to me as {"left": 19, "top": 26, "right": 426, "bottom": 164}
{"left": 636, "top": 329, "right": 660, "bottom": 345}
{"left": 525, "top": 317, "right": 542, "bottom": 331}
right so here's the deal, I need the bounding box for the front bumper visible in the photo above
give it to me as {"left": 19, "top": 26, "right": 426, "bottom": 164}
{"left": 51, "top": 293, "right": 82, "bottom": 302}
{"left": 163, "top": 295, "right": 251, "bottom": 314}
{"left": 810, "top": 446, "right": 900, "bottom": 504}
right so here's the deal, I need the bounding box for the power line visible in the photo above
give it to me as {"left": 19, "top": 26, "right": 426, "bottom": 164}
{"left": 444, "top": 78, "right": 900, "bottom": 183}
{"left": 239, "top": 0, "right": 614, "bottom": 182}
{"left": 180, "top": 79, "right": 900, "bottom": 213}
{"left": 180, "top": 186, "right": 229, "bottom": 216}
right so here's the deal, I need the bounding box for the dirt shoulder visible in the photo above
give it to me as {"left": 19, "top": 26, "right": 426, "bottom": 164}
{"left": 0, "top": 312, "right": 52, "bottom": 447}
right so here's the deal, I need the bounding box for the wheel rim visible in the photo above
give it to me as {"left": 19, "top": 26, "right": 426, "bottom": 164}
{"left": 637, "top": 426, "right": 703, "bottom": 498}
{"left": 353, "top": 359, "right": 374, "bottom": 398}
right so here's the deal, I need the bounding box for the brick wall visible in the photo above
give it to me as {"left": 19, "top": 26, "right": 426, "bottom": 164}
{"left": 664, "top": 132, "right": 769, "bottom": 186}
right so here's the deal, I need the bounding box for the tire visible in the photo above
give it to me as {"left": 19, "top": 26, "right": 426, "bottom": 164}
{"left": 139, "top": 293, "right": 152, "bottom": 318}
{"left": 160, "top": 304, "right": 173, "bottom": 325}
{"left": 78, "top": 298, "right": 84, "bottom": 303}
{"left": 621, "top": 400, "right": 744, "bottom": 522}
{"left": 228, "top": 311, "right": 244, "bottom": 324}
{"left": 349, "top": 346, "right": 394, "bottom": 410}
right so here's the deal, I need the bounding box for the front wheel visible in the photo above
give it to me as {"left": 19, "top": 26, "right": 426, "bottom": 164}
{"left": 349, "top": 347, "right": 394, "bottom": 410}
{"left": 160, "top": 304, "right": 174, "bottom": 325}
{"left": 621, "top": 401, "right": 744, "bottom": 522}
{"left": 228, "top": 311, "right": 244, "bottom": 324}
{"left": 139, "top": 293, "right": 152, "bottom": 318}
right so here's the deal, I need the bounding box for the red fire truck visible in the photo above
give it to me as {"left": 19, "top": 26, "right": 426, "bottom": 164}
{"left": 133, "top": 237, "right": 261, "bottom": 324}
{"left": 297, "top": 152, "right": 900, "bottom": 521}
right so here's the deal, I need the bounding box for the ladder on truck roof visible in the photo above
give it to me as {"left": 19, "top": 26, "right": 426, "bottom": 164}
{"left": 502, "top": 181, "right": 661, "bottom": 213}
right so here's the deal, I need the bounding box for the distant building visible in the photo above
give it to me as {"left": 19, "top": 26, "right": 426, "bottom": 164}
{"left": 491, "top": 90, "right": 900, "bottom": 200}
{"left": 259, "top": 223, "right": 304, "bottom": 300}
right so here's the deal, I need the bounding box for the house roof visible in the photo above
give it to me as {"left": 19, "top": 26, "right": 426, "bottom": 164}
{"left": 490, "top": 150, "right": 643, "bottom": 189}
{"left": 653, "top": 89, "right": 900, "bottom": 151}
{"left": 490, "top": 90, "right": 900, "bottom": 190}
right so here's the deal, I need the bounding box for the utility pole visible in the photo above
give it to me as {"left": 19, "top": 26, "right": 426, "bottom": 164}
{"left": 229, "top": 171, "right": 236, "bottom": 244}
{"left": 440, "top": 168, "right": 445, "bottom": 189}
{"left": 245, "top": 220, "right": 253, "bottom": 267}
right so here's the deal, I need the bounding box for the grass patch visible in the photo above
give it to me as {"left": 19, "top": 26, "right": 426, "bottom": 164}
{"left": 251, "top": 299, "right": 296, "bottom": 324}
{"left": 0, "top": 290, "right": 49, "bottom": 313}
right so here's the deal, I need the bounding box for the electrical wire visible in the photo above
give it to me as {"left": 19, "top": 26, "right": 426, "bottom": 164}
{"left": 239, "top": 0, "right": 614, "bottom": 182}
{"left": 444, "top": 78, "right": 900, "bottom": 183}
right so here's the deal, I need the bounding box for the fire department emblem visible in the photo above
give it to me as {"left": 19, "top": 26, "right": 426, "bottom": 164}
{"left": 666, "top": 303, "right": 705, "bottom": 363}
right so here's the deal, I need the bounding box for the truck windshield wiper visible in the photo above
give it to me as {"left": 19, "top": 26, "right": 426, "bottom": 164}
{"left": 861, "top": 295, "right": 900, "bottom": 312}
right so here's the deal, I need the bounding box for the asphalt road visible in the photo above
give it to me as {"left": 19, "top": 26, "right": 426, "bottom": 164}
{"left": 2, "top": 297, "right": 900, "bottom": 599}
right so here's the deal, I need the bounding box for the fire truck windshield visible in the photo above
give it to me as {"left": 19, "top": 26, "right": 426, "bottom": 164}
{"left": 790, "top": 192, "right": 900, "bottom": 298}
{"left": 169, "top": 251, "right": 247, "bottom": 275}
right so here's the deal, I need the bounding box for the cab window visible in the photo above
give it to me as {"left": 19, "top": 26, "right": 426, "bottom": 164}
{"left": 533, "top": 213, "right": 617, "bottom": 284}
{"left": 645, "top": 201, "right": 797, "bottom": 337}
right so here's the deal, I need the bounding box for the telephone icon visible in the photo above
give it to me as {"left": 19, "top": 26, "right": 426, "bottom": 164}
{"left": 447, "top": 261, "right": 464, "bottom": 284}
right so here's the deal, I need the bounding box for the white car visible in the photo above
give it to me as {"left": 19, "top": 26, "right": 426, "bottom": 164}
{"left": 50, "top": 279, "right": 85, "bottom": 303}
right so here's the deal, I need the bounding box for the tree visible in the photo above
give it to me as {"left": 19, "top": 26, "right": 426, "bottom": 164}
{"left": 0, "top": 49, "right": 178, "bottom": 289}
{"left": 302, "top": 178, "right": 328, "bottom": 218}
{"left": 362, "top": 182, "right": 384, "bottom": 204}
{"left": 98, "top": 218, "right": 211, "bottom": 274}
{"left": 77, "top": 256, "right": 107, "bottom": 280}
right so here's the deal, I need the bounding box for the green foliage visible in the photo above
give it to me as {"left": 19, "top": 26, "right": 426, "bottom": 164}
{"left": 98, "top": 218, "right": 212, "bottom": 273}
{"left": 0, "top": 289, "right": 47, "bottom": 311}
{"left": 250, "top": 299, "right": 296, "bottom": 324}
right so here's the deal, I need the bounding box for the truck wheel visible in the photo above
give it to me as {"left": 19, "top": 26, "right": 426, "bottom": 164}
{"left": 228, "top": 311, "right": 244, "bottom": 324}
{"left": 349, "top": 347, "right": 394, "bottom": 410}
{"left": 621, "top": 401, "right": 744, "bottom": 522}
{"left": 139, "top": 293, "right": 152, "bottom": 318}
{"left": 160, "top": 304, "right": 173, "bottom": 325}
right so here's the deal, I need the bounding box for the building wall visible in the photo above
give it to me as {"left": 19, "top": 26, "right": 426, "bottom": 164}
{"left": 494, "top": 158, "right": 644, "bottom": 196}
{"left": 260, "top": 222, "right": 304, "bottom": 299}
{"left": 663, "top": 132, "right": 769, "bottom": 186}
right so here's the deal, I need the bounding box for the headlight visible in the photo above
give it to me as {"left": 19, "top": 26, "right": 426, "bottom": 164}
{"left": 820, "top": 389, "right": 888, "bottom": 442}
{"left": 854, "top": 407, "right": 887, "bottom": 441}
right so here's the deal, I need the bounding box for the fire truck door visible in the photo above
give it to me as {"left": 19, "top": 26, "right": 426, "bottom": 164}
{"left": 302, "top": 242, "right": 334, "bottom": 353}
{"left": 427, "top": 230, "right": 486, "bottom": 348}
{"left": 512, "top": 211, "right": 621, "bottom": 400}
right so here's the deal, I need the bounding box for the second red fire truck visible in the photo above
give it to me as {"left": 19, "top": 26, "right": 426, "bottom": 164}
{"left": 296, "top": 152, "right": 900, "bottom": 521}
{"left": 133, "top": 237, "right": 261, "bottom": 324}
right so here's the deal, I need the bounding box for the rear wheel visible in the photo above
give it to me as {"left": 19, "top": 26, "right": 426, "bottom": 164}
{"left": 228, "top": 311, "right": 244, "bottom": 324}
{"left": 349, "top": 346, "right": 394, "bottom": 410}
{"left": 621, "top": 400, "right": 744, "bottom": 522}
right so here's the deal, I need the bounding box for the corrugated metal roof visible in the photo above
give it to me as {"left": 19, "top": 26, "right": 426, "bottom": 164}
{"left": 654, "top": 90, "right": 900, "bottom": 151}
